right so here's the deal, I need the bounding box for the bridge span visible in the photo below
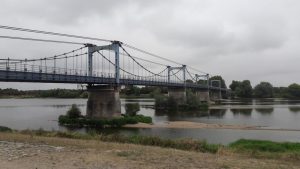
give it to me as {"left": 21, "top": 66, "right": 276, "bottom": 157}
{"left": 0, "top": 26, "right": 227, "bottom": 118}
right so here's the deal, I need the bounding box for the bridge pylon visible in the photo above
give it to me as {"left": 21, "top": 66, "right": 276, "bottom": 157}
{"left": 167, "top": 65, "right": 186, "bottom": 84}
{"left": 86, "top": 41, "right": 121, "bottom": 85}
{"left": 194, "top": 73, "right": 211, "bottom": 103}
{"left": 86, "top": 41, "right": 122, "bottom": 118}
{"left": 167, "top": 65, "right": 187, "bottom": 104}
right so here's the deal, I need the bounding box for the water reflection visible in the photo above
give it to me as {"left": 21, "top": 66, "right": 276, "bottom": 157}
{"left": 155, "top": 109, "right": 227, "bottom": 121}
{"left": 289, "top": 107, "right": 300, "bottom": 113}
{"left": 231, "top": 108, "right": 253, "bottom": 116}
{"left": 253, "top": 99, "right": 275, "bottom": 105}
{"left": 222, "top": 99, "right": 254, "bottom": 105}
{"left": 47, "top": 104, "right": 86, "bottom": 108}
{"left": 208, "top": 109, "right": 226, "bottom": 118}
{"left": 255, "top": 108, "right": 274, "bottom": 115}
{"left": 155, "top": 110, "right": 206, "bottom": 121}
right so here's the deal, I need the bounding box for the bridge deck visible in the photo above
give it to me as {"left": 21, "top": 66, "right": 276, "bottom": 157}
{"left": 0, "top": 70, "right": 227, "bottom": 91}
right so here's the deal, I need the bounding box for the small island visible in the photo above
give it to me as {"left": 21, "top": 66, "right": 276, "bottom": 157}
{"left": 58, "top": 104, "right": 152, "bottom": 128}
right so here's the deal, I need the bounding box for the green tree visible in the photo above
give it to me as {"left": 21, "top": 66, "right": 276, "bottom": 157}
{"left": 229, "top": 80, "right": 240, "bottom": 91}
{"left": 273, "top": 87, "right": 289, "bottom": 98}
{"left": 124, "top": 86, "right": 140, "bottom": 96}
{"left": 230, "top": 80, "right": 253, "bottom": 98}
{"left": 67, "top": 104, "right": 81, "bottom": 118}
{"left": 209, "top": 75, "right": 227, "bottom": 89}
{"left": 150, "top": 87, "right": 162, "bottom": 98}
{"left": 185, "top": 79, "right": 194, "bottom": 84}
{"left": 197, "top": 79, "right": 208, "bottom": 85}
{"left": 186, "top": 90, "right": 201, "bottom": 110}
{"left": 254, "top": 82, "right": 273, "bottom": 98}
{"left": 288, "top": 83, "right": 300, "bottom": 98}
{"left": 125, "top": 103, "right": 140, "bottom": 116}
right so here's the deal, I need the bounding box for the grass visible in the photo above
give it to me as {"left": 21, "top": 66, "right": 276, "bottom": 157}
{"left": 98, "top": 134, "right": 220, "bottom": 153}
{"left": 229, "top": 139, "right": 300, "bottom": 160}
{"left": 230, "top": 139, "right": 300, "bottom": 152}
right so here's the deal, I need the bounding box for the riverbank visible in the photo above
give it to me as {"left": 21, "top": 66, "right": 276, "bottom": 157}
{"left": 124, "top": 121, "right": 257, "bottom": 130}
{"left": 124, "top": 121, "right": 300, "bottom": 131}
{"left": 0, "top": 132, "right": 299, "bottom": 169}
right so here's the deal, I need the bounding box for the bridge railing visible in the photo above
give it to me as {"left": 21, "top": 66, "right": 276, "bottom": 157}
{"left": 0, "top": 61, "right": 226, "bottom": 90}
{"left": 0, "top": 62, "right": 175, "bottom": 83}
{"left": 0, "top": 62, "right": 89, "bottom": 76}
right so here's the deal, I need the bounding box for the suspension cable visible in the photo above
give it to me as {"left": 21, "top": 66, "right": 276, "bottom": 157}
{"left": 0, "top": 35, "right": 85, "bottom": 45}
{"left": 0, "top": 25, "right": 210, "bottom": 75}
{"left": 186, "top": 68, "right": 197, "bottom": 82}
{"left": 0, "top": 46, "right": 87, "bottom": 64}
{"left": 119, "top": 45, "right": 166, "bottom": 77}
{"left": 0, "top": 25, "right": 112, "bottom": 42}
{"left": 97, "top": 51, "right": 139, "bottom": 77}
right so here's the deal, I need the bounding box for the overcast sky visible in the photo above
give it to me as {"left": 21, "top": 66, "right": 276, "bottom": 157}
{"left": 0, "top": 0, "right": 300, "bottom": 89}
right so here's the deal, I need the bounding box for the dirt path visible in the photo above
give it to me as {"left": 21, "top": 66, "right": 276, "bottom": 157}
{"left": 0, "top": 133, "right": 299, "bottom": 169}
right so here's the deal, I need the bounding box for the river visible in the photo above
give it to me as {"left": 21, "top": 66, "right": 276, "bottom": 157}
{"left": 1, "top": 98, "right": 300, "bottom": 144}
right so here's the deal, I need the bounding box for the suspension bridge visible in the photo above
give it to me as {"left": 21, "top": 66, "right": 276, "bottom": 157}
{"left": 0, "top": 25, "right": 227, "bottom": 118}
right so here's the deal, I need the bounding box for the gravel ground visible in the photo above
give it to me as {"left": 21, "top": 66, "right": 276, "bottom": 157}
{"left": 0, "top": 133, "right": 300, "bottom": 169}
{"left": 0, "top": 141, "right": 64, "bottom": 161}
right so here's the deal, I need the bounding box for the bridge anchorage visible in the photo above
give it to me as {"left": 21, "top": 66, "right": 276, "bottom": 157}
{"left": 0, "top": 38, "right": 227, "bottom": 119}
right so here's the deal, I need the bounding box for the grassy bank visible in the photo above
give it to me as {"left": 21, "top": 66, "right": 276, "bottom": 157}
{"left": 1, "top": 132, "right": 298, "bottom": 169}
{"left": 229, "top": 139, "right": 300, "bottom": 159}
{"left": 1, "top": 126, "right": 300, "bottom": 161}
{"left": 7, "top": 128, "right": 218, "bottom": 153}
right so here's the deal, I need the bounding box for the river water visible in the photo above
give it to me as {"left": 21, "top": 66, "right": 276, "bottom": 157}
{"left": 1, "top": 98, "right": 300, "bottom": 144}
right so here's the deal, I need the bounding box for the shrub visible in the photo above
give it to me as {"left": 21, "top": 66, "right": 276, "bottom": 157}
{"left": 133, "top": 115, "right": 152, "bottom": 123}
{"left": 125, "top": 103, "right": 140, "bottom": 116}
{"left": 58, "top": 114, "right": 152, "bottom": 128}
{"left": 123, "top": 116, "right": 138, "bottom": 124}
{"left": 0, "top": 126, "right": 12, "bottom": 132}
{"left": 67, "top": 104, "right": 81, "bottom": 118}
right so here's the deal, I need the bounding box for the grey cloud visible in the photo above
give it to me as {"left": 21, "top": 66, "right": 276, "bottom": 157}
{"left": 0, "top": 0, "right": 300, "bottom": 89}
{"left": 1, "top": 0, "right": 129, "bottom": 25}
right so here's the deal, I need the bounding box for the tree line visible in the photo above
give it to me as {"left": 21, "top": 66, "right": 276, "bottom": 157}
{"left": 185, "top": 75, "right": 300, "bottom": 99}
{"left": 0, "top": 88, "right": 88, "bottom": 98}
{"left": 229, "top": 80, "right": 300, "bottom": 99}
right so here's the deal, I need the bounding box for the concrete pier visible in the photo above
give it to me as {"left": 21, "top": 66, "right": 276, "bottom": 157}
{"left": 210, "top": 91, "right": 222, "bottom": 101}
{"left": 168, "top": 88, "right": 186, "bottom": 105}
{"left": 195, "top": 90, "right": 210, "bottom": 103}
{"left": 86, "top": 85, "right": 121, "bottom": 118}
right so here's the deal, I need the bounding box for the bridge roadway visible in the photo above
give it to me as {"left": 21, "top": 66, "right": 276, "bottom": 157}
{"left": 0, "top": 69, "right": 226, "bottom": 91}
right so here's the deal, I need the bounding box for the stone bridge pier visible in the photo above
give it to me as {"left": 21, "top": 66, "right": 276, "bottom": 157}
{"left": 168, "top": 87, "right": 186, "bottom": 105}
{"left": 195, "top": 90, "right": 210, "bottom": 103}
{"left": 210, "top": 90, "right": 222, "bottom": 101}
{"left": 86, "top": 85, "right": 121, "bottom": 118}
